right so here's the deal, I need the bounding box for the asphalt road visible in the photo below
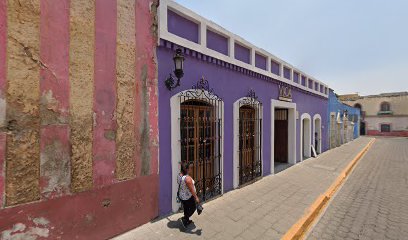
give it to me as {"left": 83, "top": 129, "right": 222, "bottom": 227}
{"left": 308, "top": 137, "right": 408, "bottom": 240}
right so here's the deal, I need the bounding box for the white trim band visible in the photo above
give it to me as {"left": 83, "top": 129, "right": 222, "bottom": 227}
{"left": 158, "top": 0, "right": 329, "bottom": 98}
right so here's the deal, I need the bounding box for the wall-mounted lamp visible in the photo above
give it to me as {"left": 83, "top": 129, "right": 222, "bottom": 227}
{"left": 165, "top": 48, "right": 184, "bottom": 90}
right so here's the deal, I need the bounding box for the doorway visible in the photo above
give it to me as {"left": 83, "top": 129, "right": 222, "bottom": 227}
{"left": 274, "top": 109, "right": 289, "bottom": 164}
{"left": 301, "top": 113, "right": 311, "bottom": 160}
{"left": 238, "top": 105, "right": 261, "bottom": 186}
{"left": 271, "top": 100, "right": 296, "bottom": 174}
{"left": 313, "top": 115, "right": 322, "bottom": 154}
{"left": 180, "top": 100, "right": 221, "bottom": 202}
{"left": 360, "top": 121, "right": 366, "bottom": 135}
{"left": 329, "top": 113, "right": 336, "bottom": 149}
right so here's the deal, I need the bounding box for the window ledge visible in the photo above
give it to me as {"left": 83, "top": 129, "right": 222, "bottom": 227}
{"left": 378, "top": 111, "right": 393, "bottom": 115}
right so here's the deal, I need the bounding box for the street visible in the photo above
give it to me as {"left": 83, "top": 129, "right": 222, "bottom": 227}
{"left": 1, "top": 1, "right": 407, "bottom": 238}
{"left": 113, "top": 137, "right": 376, "bottom": 240}
{"left": 308, "top": 137, "right": 408, "bottom": 240}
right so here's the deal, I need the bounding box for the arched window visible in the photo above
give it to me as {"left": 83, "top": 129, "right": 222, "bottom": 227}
{"left": 354, "top": 103, "right": 362, "bottom": 110}
{"left": 238, "top": 104, "right": 261, "bottom": 186}
{"left": 233, "top": 89, "right": 263, "bottom": 188}
{"left": 177, "top": 77, "right": 223, "bottom": 204}
{"left": 380, "top": 102, "right": 391, "bottom": 112}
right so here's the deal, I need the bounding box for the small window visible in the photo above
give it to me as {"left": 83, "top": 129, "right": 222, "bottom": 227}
{"left": 380, "top": 124, "right": 391, "bottom": 132}
{"left": 308, "top": 79, "right": 313, "bottom": 89}
{"left": 293, "top": 71, "right": 299, "bottom": 83}
{"left": 271, "top": 60, "right": 280, "bottom": 75}
{"left": 283, "top": 67, "right": 291, "bottom": 80}
{"left": 301, "top": 76, "right": 306, "bottom": 86}
{"left": 380, "top": 102, "right": 390, "bottom": 112}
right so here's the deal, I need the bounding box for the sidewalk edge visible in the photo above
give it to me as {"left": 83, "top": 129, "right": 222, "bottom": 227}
{"left": 281, "top": 138, "right": 376, "bottom": 240}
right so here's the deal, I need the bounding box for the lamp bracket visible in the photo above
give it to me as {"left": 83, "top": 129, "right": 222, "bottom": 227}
{"left": 165, "top": 74, "right": 180, "bottom": 90}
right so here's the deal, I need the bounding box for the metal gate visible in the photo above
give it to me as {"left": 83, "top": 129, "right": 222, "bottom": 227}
{"left": 179, "top": 77, "right": 222, "bottom": 201}
{"left": 238, "top": 89, "right": 262, "bottom": 185}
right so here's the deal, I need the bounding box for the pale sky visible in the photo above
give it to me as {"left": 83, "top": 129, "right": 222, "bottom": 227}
{"left": 174, "top": 0, "right": 408, "bottom": 95}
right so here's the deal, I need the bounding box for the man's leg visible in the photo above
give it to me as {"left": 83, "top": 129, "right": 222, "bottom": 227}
{"left": 185, "top": 196, "right": 196, "bottom": 221}
{"left": 180, "top": 200, "right": 190, "bottom": 227}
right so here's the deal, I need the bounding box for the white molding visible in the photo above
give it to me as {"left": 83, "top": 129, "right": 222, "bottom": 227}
{"left": 312, "top": 114, "right": 322, "bottom": 154}
{"left": 266, "top": 56, "right": 272, "bottom": 72}
{"left": 233, "top": 98, "right": 263, "bottom": 189}
{"left": 300, "top": 113, "right": 312, "bottom": 161}
{"left": 170, "top": 89, "right": 224, "bottom": 213}
{"left": 200, "top": 22, "right": 207, "bottom": 47}
{"left": 290, "top": 68, "right": 294, "bottom": 81}
{"left": 251, "top": 49, "right": 256, "bottom": 67}
{"left": 158, "top": 0, "right": 329, "bottom": 98}
{"left": 329, "top": 112, "right": 336, "bottom": 148}
{"left": 270, "top": 100, "right": 297, "bottom": 174}
{"left": 279, "top": 64, "right": 284, "bottom": 78}
{"left": 228, "top": 37, "right": 234, "bottom": 58}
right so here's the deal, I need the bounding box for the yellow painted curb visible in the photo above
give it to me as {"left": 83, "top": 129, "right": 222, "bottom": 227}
{"left": 281, "top": 138, "right": 376, "bottom": 240}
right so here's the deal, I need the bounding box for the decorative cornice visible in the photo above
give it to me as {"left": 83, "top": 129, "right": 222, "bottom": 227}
{"left": 158, "top": 0, "right": 329, "bottom": 99}
{"left": 160, "top": 39, "right": 328, "bottom": 100}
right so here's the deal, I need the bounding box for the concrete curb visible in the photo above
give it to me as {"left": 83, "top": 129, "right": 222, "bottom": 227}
{"left": 281, "top": 138, "right": 376, "bottom": 240}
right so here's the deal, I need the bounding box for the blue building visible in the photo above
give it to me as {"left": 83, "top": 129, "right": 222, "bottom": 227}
{"left": 328, "top": 89, "right": 361, "bottom": 149}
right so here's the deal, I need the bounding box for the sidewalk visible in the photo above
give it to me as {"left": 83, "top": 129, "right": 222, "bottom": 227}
{"left": 113, "top": 137, "right": 373, "bottom": 240}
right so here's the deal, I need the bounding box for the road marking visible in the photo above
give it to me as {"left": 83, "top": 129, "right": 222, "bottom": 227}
{"left": 281, "top": 138, "right": 376, "bottom": 240}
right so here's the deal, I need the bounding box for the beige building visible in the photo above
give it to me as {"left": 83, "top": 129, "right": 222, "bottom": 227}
{"left": 340, "top": 92, "right": 408, "bottom": 136}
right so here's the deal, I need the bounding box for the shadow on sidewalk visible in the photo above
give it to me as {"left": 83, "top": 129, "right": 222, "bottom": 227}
{"left": 166, "top": 217, "right": 202, "bottom": 236}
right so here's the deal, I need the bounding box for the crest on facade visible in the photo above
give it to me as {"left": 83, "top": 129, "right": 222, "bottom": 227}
{"left": 278, "top": 84, "right": 292, "bottom": 102}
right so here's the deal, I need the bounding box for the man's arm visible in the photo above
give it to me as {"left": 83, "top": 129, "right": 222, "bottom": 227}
{"left": 185, "top": 177, "right": 199, "bottom": 203}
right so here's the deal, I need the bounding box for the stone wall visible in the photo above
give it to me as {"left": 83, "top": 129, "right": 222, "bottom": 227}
{"left": 0, "top": 1, "right": 159, "bottom": 239}
{"left": 342, "top": 93, "right": 408, "bottom": 135}
{"left": 343, "top": 94, "right": 408, "bottom": 116}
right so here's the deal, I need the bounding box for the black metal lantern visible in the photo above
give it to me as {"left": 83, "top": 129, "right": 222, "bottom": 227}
{"left": 165, "top": 48, "right": 184, "bottom": 90}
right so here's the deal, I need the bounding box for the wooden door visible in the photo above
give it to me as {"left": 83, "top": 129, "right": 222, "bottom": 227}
{"left": 239, "top": 106, "right": 256, "bottom": 185}
{"left": 180, "top": 101, "right": 216, "bottom": 200}
{"left": 274, "top": 109, "right": 288, "bottom": 163}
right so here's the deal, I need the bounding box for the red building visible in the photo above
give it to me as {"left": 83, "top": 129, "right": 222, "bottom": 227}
{"left": 0, "top": 1, "right": 159, "bottom": 239}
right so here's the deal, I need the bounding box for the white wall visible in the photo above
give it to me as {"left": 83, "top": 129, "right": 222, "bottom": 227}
{"left": 365, "top": 116, "right": 408, "bottom": 132}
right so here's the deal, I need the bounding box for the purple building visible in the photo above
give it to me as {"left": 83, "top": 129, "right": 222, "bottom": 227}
{"left": 158, "top": 1, "right": 329, "bottom": 215}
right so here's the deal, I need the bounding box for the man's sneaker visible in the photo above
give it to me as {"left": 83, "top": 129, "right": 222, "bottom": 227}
{"left": 187, "top": 219, "right": 193, "bottom": 225}
{"left": 179, "top": 218, "right": 187, "bottom": 229}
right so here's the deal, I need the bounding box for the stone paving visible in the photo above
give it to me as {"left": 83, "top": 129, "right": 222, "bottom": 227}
{"left": 113, "top": 137, "right": 373, "bottom": 240}
{"left": 307, "top": 137, "right": 408, "bottom": 240}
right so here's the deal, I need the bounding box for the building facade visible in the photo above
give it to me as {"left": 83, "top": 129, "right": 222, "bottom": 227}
{"left": 157, "top": 0, "right": 329, "bottom": 215}
{"left": 340, "top": 92, "right": 408, "bottom": 137}
{"left": 328, "top": 89, "right": 360, "bottom": 149}
{"left": 0, "top": 1, "right": 159, "bottom": 239}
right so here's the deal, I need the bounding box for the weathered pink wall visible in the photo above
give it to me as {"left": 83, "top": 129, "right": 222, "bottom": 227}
{"left": 93, "top": 0, "right": 117, "bottom": 187}
{"left": 0, "top": 175, "right": 158, "bottom": 239}
{"left": 134, "top": 0, "right": 159, "bottom": 177}
{"left": 0, "top": 134, "right": 5, "bottom": 209}
{"left": 0, "top": 0, "right": 6, "bottom": 209}
{"left": 0, "top": 0, "right": 159, "bottom": 238}
{"left": 39, "top": 0, "right": 71, "bottom": 199}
